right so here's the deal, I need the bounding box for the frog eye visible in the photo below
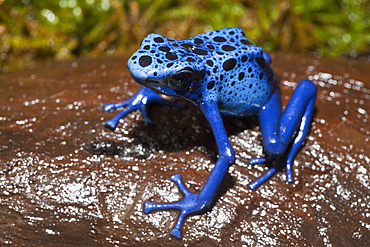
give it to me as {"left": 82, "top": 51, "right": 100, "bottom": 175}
{"left": 173, "top": 71, "right": 192, "bottom": 84}
{"left": 167, "top": 69, "right": 193, "bottom": 89}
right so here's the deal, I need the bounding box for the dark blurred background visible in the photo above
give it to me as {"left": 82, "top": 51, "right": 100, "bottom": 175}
{"left": 1, "top": 0, "right": 369, "bottom": 72}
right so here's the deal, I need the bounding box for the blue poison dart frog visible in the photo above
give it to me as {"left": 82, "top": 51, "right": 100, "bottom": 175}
{"left": 103, "top": 27, "right": 317, "bottom": 238}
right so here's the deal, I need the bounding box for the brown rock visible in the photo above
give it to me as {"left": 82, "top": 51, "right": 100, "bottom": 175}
{"left": 0, "top": 52, "right": 369, "bottom": 246}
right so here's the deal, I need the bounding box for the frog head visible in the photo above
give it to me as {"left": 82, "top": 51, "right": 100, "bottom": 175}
{"left": 127, "top": 33, "right": 206, "bottom": 98}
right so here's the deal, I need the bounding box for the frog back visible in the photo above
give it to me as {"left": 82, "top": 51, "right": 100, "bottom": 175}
{"left": 188, "top": 27, "right": 279, "bottom": 117}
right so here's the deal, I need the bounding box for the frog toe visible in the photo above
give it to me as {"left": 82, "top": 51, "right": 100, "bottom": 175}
{"left": 170, "top": 227, "right": 182, "bottom": 239}
{"left": 139, "top": 105, "right": 154, "bottom": 125}
{"left": 104, "top": 119, "right": 118, "bottom": 130}
{"left": 103, "top": 102, "right": 121, "bottom": 112}
{"left": 103, "top": 98, "right": 132, "bottom": 112}
{"left": 285, "top": 156, "right": 294, "bottom": 183}
{"left": 249, "top": 155, "right": 276, "bottom": 165}
{"left": 103, "top": 103, "right": 114, "bottom": 112}
{"left": 249, "top": 166, "right": 279, "bottom": 190}
{"left": 104, "top": 107, "right": 134, "bottom": 130}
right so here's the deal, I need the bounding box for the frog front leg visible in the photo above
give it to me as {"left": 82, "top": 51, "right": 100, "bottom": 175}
{"left": 249, "top": 79, "right": 317, "bottom": 190}
{"left": 104, "top": 86, "right": 185, "bottom": 129}
{"left": 144, "top": 101, "right": 235, "bottom": 238}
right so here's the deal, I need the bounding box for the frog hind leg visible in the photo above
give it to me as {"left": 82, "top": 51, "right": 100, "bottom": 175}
{"left": 103, "top": 87, "right": 185, "bottom": 129}
{"left": 249, "top": 79, "right": 317, "bottom": 190}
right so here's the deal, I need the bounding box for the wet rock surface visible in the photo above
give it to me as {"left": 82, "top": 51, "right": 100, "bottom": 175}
{"left": 0, "top": 52, "right": 369, "bottom": 246}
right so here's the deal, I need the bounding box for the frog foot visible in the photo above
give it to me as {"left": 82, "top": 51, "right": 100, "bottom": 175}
{"left": 144, "top": 174, "right": 206, "bottom": 239}
{"left": 248, "top": 153, "right": 288, "bottom": 190}
{"left": 104, "top": 87, "right": 185, "bottom": 129}
{"left": 249, "top": 79, "right": 317, "bottom": 190}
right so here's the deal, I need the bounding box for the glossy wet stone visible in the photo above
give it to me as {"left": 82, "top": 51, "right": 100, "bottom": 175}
{"left": 0, "top": 53, "right": 369, "bottom": 246}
